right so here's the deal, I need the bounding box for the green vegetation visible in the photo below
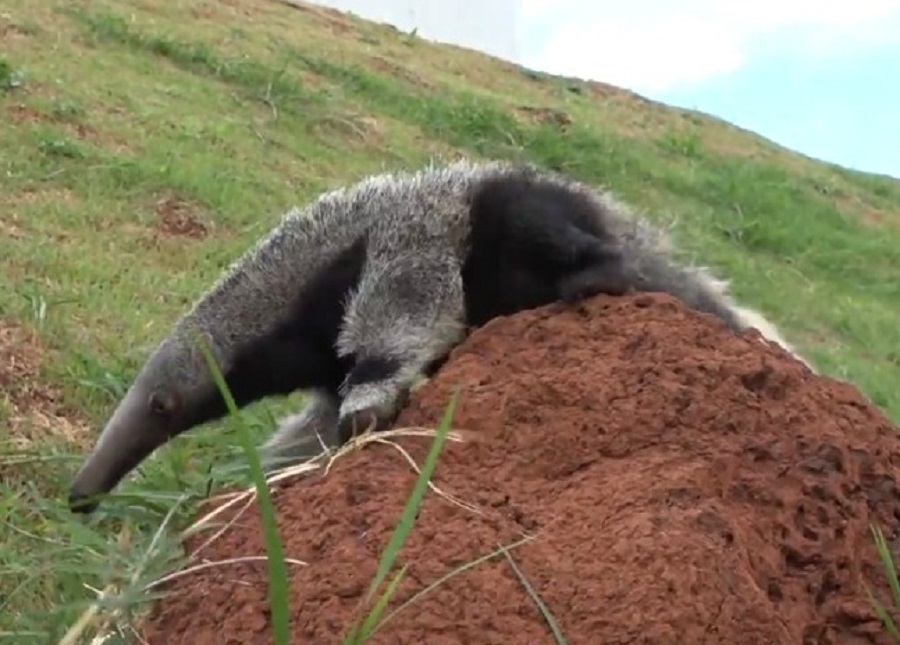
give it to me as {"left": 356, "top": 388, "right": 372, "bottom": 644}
{"left": 1, "top": 0, "right": 898, "bottom": 641}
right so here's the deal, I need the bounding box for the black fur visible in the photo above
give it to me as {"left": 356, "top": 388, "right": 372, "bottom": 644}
{"left": 345, "top": 356, "right": 405, "bottom": 389}
{"left": 462, "top": 171, "right": 629, "bottom": 325}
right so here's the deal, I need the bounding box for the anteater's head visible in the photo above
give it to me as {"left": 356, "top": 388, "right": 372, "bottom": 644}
{"left": 67, "top": 329, "right": 232, "bottom": 514}
{"left": 68, "top": 307, "right": 351, "bottom": 514}
{"left": 67, "top": 225, "right": 371, "bottom": 514}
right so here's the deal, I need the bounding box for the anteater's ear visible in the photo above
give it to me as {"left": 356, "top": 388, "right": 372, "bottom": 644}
{"left": 148, "top": 389, "right": 179, "bottom": 417}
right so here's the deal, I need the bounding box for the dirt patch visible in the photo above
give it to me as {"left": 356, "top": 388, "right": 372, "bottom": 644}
{"left": 7, "top": 187, "right": 79, "bottom": 215}
{"left": 0, "top": 216, "right": 25, "bottom": 240}
{"left": 6, "top": 102, "right": 96, "bottom": 139}
{"left": 0, "top": 321, "right": 87, "bottom": 447}
{"left": 582, "top": 79, "right": 627, "bottom": 101}
{"left": 832, "top": 194, "right": 900, "bottom": 230}
{"left": 856, "top": 205, "right": 899, "bottom": 229}
{"left": 188, "top": 0, "right": 254, "bottom": 19}
{"left": 0, "top": 19, "right": 37, "bottom": 51}
{"left": 5, "top": 103, "right": 45, "bottom": 125}
{"left": 5, "top": 100, "right": 119, "bottom": 152}
{"left": 140, "top": 293, "right": 900, "bottom": 644}
{"left": 154, "top": 195, "right": 209, "bottom": 239}
{"left": 270, "top": 0, "right": 358, "bottom": 36}
{"left": 515, "top": 105, "right": 572, "bottom": 131}
{"left": 307, "top": 112, "right": 386, "bottom": 149}
{"left": 367, "top": 54, "right": 432, "bottom": 89}
{"left": 426, "top": 51, "right": 542, "bottom": 98}
{"left": 581, "top": 79, "right": 658, "bottom": 108}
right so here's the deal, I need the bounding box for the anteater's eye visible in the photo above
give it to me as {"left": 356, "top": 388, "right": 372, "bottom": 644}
{"left": 148, "top": 391, "right": 175, "bottom": 416}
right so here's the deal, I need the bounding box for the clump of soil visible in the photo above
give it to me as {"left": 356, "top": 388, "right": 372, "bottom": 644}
{"left": 155, "top": 195, "right": 209, "bottom": 239}
{"left": 140, "top": 293, "right": 900, "bottom": 644}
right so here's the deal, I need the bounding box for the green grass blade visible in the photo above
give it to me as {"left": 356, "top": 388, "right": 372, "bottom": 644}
{"left": 193, "top": 330, "right": 291, "bottom": 645}
{"left": 866, "top": 584, "right": 900, "bottom": 643}
{"left": 363, "top": 388, "right": 460, "bottom": 605}
{"left": 872, "top": 524, "right": 900, "bottom": 607}
{"left": 345, "top": 564, "right": 408, "bottom": 644}
{"left": 868, "top": 524, "right": 900, "bottom": 641}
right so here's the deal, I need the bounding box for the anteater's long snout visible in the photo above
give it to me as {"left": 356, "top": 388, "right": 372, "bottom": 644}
{"left": 68, "top": 386, "right": 169, "bottom": 513}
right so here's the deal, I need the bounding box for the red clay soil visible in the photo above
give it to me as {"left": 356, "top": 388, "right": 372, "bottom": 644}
{"left": 140, "top": 293, "right": 900, "bottom": 645}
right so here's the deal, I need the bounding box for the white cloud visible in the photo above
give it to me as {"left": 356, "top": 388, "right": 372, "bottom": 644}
{"left": 519, "top": 0, "right": 900, "bottom": 92}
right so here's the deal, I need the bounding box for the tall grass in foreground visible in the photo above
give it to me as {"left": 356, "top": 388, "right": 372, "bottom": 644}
{"left": 194, "top": 330, "right": 291, "bottom": 644}
{"left": 868, "top": 524, "right": 900, "bottom": 641}
{"left": 342, "top": 388, "right": 459, "bottom": 644}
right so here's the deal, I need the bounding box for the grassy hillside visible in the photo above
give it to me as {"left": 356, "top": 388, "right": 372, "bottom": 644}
{"left": 1, "top": 0, "right": 899, "bottom": 639}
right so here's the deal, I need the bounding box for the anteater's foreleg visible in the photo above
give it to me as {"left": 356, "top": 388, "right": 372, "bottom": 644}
{"left": 334, "top": 249, "right": 467, "bottom": 446}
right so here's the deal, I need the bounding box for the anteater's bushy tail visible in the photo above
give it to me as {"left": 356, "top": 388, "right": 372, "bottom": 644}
{"left": 593, "top": 191, "right": 812, "bottom": 370}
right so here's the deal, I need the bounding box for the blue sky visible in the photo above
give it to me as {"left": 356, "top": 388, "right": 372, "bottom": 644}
{"left": 518, "top": 0, "right": 900, "bottom": 179}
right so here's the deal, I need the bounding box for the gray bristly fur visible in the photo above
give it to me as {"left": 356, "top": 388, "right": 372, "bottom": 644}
{"left": 68, "top": 156, "right": 811, "bottom": 513}
{"left": 587, "top": 189, "right": 808, "bottom": 365}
